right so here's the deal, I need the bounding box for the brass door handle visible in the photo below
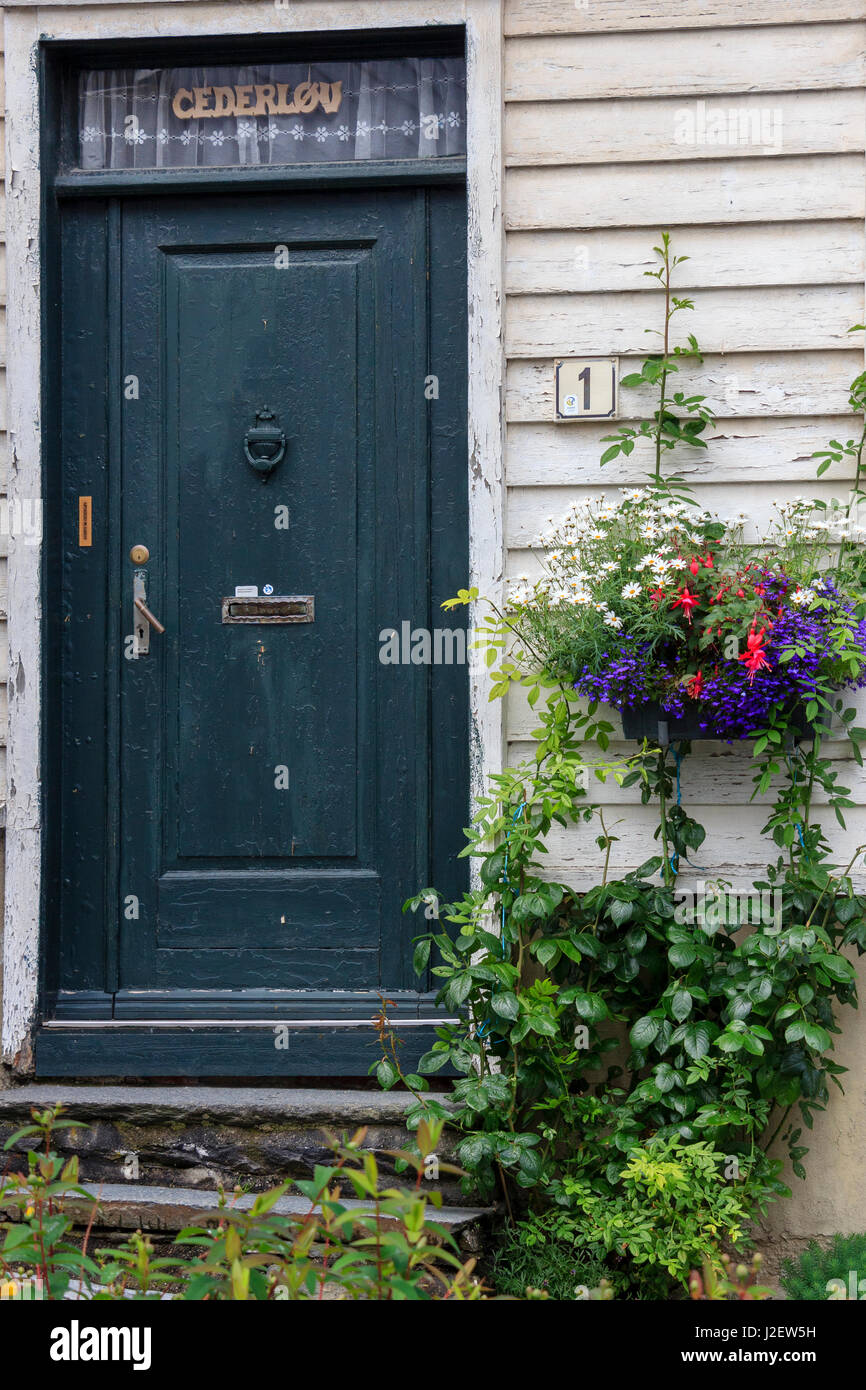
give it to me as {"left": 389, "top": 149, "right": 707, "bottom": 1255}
{"left": 132, "top": 569, "right": 164, "bottom": 658}
{"left": 134, "top": 597, "right": 166, "bottom": 634}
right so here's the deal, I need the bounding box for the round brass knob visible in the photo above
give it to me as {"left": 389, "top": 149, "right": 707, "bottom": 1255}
{"left": 129, "top": 544, "right": 150, "bottom": 565}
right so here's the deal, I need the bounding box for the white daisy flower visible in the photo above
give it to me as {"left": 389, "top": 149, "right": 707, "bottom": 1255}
{"left": 621, "top": 582, "right": 642, "bottom": 599}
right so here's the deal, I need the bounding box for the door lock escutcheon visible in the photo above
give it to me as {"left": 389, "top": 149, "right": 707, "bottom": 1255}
{"left": 132, "top": 568, "right": 165, "bottom": 657}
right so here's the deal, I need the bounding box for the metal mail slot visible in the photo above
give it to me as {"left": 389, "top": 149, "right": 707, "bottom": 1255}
{"left": 222, "top": 594, "right": 315, "bottom": 624}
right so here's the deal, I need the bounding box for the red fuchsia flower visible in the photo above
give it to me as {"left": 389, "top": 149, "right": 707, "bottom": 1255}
{"left": 738, "top": 625, "right": 770, "bottom": 683}
{"left": 689, "top": 558, "right": 700, "bottom": 576}
{"left": 672, "top": 587, "right": 700, "bottom": 624}
{"left": 649, "top": 588, "right": 666, "bottom": 605}
{"left": 703, "top": 555, "right": 714, "bottom": 568}
{"left": 686, "top": 670, "right": 704, "bottom": 699}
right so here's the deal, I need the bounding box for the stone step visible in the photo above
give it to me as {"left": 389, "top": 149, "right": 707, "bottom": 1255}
{"left": 0, "top": 1084, "right": 473, "bottom": 1207}
{"left": 62, "top": 1182, "right": 490, "bottom": 1239}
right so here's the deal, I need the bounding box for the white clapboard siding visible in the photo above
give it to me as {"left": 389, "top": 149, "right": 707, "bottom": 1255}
{"left": 507, "top": 287, "right": 864, "bottom": 357}
{"left": 540, "top": 804, "right": 866, "bottom": 878}
{"left": 508, "top": 742, "right": 866, "bottom": 805}
{"left": 504, "top": 26, "right": 866, "bottom": 102}
{"left": 506, "top": 415, "right": 859, "bottom": 487}
{"left": 507, "top": 223, "right": 865, "bottom": 294}
{"left": 507, "top": 479, "right": 862, "bottom": 548}
{"left": 506, "top": 91, "right": 866, "bottom": 167}
{"left": 505, "top": 1, "right": 866, "bottom": 37}
{"left": 507, "top": 156, "right": 866, "bottom": 229}
{"left": 507, "top": 352, "right": 865, "bottom": 422}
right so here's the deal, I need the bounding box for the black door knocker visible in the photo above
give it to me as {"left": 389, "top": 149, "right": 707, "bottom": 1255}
{"left": 243, "top": 406, "right": 286, "bottom": 481}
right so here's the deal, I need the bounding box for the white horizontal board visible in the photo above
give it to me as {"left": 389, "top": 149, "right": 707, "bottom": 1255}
{"left": 508, "top": 742, "right": 866, "bottom": 806}
{"left": 505, "top": 0, "right": 866, "bottom": 37}
{"left": 504, "top": 26, "right": 866, "bottom": 102}
{"left": 507, "top": 416, "right": 859, "bottom": 487}
{"left": 506, "top": 223, "right": 865, "bottom": 294}
{"left": 506, "top": 91, "right": 865, "bottom": 167}
{"left": 507, "top": 478, "right": 861, "bottom": 546}
{"left": 507, "top": 352, "right": 865, "bottom": 422}
{"left": 540, "top": 804, "right": 866, "bottom": 881}
{"left": 506, "top": 156, "right": 866, "bottom": 229}
{"left": 507, "top": 286, "right": 864, "bottom": 357}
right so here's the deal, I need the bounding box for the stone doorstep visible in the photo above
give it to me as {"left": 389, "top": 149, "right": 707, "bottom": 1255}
{"left": 0, "top": 1085, "right": 439, "bottom": 1126}
{"left": 55, "top": 1183, "right": 491, "bottom": 1236}
{"left": 0, "top": 1083, "right": 474, "bottom": 1209}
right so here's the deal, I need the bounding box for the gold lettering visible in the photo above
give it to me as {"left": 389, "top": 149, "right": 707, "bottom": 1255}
{"left": 192, "top": 87, "right": 215, "bottom": 118}
{"left": 172, "top": 88, "right": 195, "bottom": 119}
{"left": 318, "top": 81, "right": 343, "bottom": 114}
{"left": 212, "top": 86, "right": 237, "bottom": 117}
{"left": 293, "top": 80, "right": 319, "bottom": 114}
{"left": 275, "top": 83, "right": 297, "bottom": 115}
{"left": 234, "top": 85, "right": 255, "bottom": 115}
{"left": 252, "top": 84, "right": 278, "bottom": 116}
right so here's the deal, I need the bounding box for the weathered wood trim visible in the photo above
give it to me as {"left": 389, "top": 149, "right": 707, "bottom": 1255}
{"left": 506, "top": 155, "right": 866, "bottom": 229}
{"left": 506, "top": 90, "right": 866, "bottom": 167}
{"left": 2, "top": 7, "right": 42, "bottom": 1067}
{"left": 504, "top": 0, "right": 865, "bottom": 36}
{"left": 507, "top": 351, "right": 865, "bottom": 422}
{"left": 506, "top": 222, "right": 865, "bottom": 294}
{"left": 504, "top": 25, "right": 866, "bottom": 102}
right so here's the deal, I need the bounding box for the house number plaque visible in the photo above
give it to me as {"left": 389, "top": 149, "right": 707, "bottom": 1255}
{"left": 554, "top": 357, "right": 619, "bottom": 421}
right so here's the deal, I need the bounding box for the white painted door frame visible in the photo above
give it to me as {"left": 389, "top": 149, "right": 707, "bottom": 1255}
{"left": 1, "top": 0, "right": 505, "bottom": 1064}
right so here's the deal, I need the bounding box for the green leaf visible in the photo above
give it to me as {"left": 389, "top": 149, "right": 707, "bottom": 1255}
{"left": 491, "top": 991, "right": 520, "bottom": 1022}
{"left": 376, "top": 1058, "right": 398, "bottom": 1090}
{"left": 609, "top": 899, "right": 634, "bottom": 927}
{"left": 412, "top": 938, "right": 432, "bottom": 975}
{"left": 671, "top": 989, "right": 692, "bottom": 1023}
{"left": 669, "top": 944, "right": 697, "bottom": 969}
{"left": 630, "top": 1016, "right": 660, "bottom": 1050}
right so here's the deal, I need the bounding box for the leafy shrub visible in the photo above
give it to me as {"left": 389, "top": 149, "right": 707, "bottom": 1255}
{"left": 559, "top": 1137, "right": 769, "bottom": 1297}
{"left": 488, "top": 1210, "right": 611, "bottom": 1300}
{"left": 780, "top": 1233, "right": 866, "bottom": 1301}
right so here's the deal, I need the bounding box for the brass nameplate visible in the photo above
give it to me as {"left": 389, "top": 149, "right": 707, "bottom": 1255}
{"left": 78, "top": 496, "right": 92, "bottom": 547}
{"left": 222, "top": 594, "right": 314, "bottom": 624}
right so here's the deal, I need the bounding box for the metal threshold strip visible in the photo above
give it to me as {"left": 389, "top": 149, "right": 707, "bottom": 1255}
{"left": 42, "top": 1018, "right": 458, "bottom": 1029}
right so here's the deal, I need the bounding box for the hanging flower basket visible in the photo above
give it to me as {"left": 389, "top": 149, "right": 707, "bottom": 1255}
{"left": 619, "top": 699, "right": 816, "bottom": 744}
{"left": 504, "top": 491, "right": 866, "bottom": 743}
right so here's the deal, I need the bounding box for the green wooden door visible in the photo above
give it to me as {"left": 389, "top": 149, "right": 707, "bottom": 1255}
{"left": 43, "top": 185, "right": 468, "bottom": 1073}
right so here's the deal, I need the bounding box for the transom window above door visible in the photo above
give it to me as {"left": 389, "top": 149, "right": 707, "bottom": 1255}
{"left": 78, "top": 57, "right": 466, "bottom": 169}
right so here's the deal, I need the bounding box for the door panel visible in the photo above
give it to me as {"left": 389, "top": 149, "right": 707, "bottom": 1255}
{"left": 48, "top": 184, "right": 469, "bottom": 1050}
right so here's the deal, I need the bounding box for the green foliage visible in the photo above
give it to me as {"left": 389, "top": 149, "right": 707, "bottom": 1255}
{"left": 558, "top": 1137, "right": 771, "bottom": 1296}
{"left": 488, "top": 1210, "right": 611, "bottom": 1300}
{"left": 0, "top": 1106, "right": 101, "bottom": 1298}
{"left": 598, "top": 232, "right": 714, "bottom": 491}
{"left": 780, "top": 1233, "right": 866, "bottom": 1301}
{"left": 689, "top": 1251, "right": 772, "bottom": 1301}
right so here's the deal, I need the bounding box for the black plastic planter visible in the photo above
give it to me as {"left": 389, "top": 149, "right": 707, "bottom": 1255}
{"left": 619, "top": 700, "right": 816, "bottom": 744}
